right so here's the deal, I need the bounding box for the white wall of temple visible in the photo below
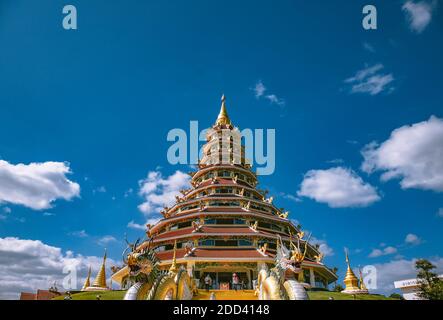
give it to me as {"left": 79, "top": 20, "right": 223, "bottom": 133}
{"left": 394, "top": 275, "right": 443, "bottom": 300}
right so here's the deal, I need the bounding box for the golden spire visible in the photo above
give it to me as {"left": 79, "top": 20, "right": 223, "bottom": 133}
{"left": 92, "top": 249, "right": 108, "bottom": 288}
{"left": 359, "top": 268, "right": 368, "bottom": 291}
{"left": 342, "top": 249, "right": 360, "bottom": 292}
{"left": 344, "top": 249, "right": 357, "bottom": 279}
{"left": 81, "top": 266, "right": 91, "bottom": 290}
{"left": 169, "top": 240, "right": 178, "bottom": 275}
{"left": 215, "top": 94, "right": 232, "bottom": 126}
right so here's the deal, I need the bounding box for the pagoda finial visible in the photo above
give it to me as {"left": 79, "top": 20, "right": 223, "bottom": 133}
{"left": 344, "top": 248, "right": 354, "bottom": 276}
{"left": 91, "top": 248, "right": 108, "bottom": 289}
{"left": 215, "top": 94, "right": 232, "bottom": 126}
{"left": 81, "top": 266, "right": 91, "bottom": 291}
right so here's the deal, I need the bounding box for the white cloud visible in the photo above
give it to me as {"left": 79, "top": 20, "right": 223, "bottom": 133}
{"left": 437, "top": 208, "right": 443, "bottom": 218}
{"left": 148, "top": 218, "right": 161, "bottom": 227}
{"left": 97, "top": 235, "right": 118, "bottom": 247}
{"left": 369, "top": 246, "right": 398, "bottom": 258}
{"left": 371, "top": 257, "right": 443, "bottom": 294}
{"left": 405, "top": 233, "right": 422, "bottom": 245}
{"left": 344, "top": 64, "right": 394, "bottom": 95}
{"left": 68, "top": 230, "right": 89, "bottom": 238}
{"left": 384, "top": 246, "right": 399, "bottom": 254}
{"left": 251, "top": 81, "right": 285, "bottom": 106}
{"left": 0, "top": 206, "right": 11, "bottom": 220}
{"left": 347, "top": 140, "right": 359, "bottom": 145}
{"left": 264, "top": 94, "right": 285, "bottom": 106}
{"left": 297, "top": 167, "right": 381, "bottom": 208}
{"left": 138, "top": 170, "right": 189, "bottom": 215}
{"left": 0, "top": 237, "right": 117, "bottom": 299}
{"left": 368, "top": 249, "right": 384, "bottom": 258}
{"left": 311, "top": 237, "right": 334, "bottom": 257}
{"left": 127, "top": 221, "right": 146, "bottom": 231}
{"left": 127, "top": 217, "right": 161, "bottom": 231}
{"left": 67, "top": 232, "right": 119, "bottom": 247}
{"left": 402, "top": 1, "right": 435, "bottom": 33}
{"left": 363, "top": 42, "right": 376, "bottom": 53}
{"left": 253, "top": 81, "right": 266, "bottom": 98}
{"left": 124, "top": 188, "right": 134, "bottom": 198}
{"left": 0, "top": 160, "right": 80, "bottom": 210}
{"left": 369, "top": 234, "right": 422, "bottom": 258}
{"left": 361, "top": 116, "right": 443, "bottom": 192}
{"left": 326, "top": 158, "right": 344, "bottom": 165}
{"left": 280, "top": 192, "right": 301, "bottom": 202}
{"left": 93, "top": 186, "right": 106, "bottom": 194}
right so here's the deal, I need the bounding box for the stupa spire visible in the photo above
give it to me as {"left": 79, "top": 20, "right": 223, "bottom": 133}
{"left": 344, "top": 249, "right": 358, "bottom": 283}
{"left": 359, "top": 268, "right": 368, "bottom": 291}
{"left": 215, "top": 94, "right": 232, "bottom": 126}
{"left": 81, "top": 266, "right": 91, "bottom": 290}
{"left": 92, "top": 249, "right": 108, "bottom": 289}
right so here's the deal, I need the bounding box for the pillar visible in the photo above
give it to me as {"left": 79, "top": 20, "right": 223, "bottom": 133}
{"left": 186, "top": 261, "right": 195, "bottom": 277}
{"left": 309, "top": 268, "right": 315, "bottom": 287}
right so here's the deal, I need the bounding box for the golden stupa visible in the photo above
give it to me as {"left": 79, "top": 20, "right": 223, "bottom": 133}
{"left": 81, "top": 266, "right": 91, "bottom": 291}
{"left": 82, "top": 249, "right": 110, "bottom": 291}
{"left": 359, "top": 268, "right": 368, "bottom": 291}
{"left": 341, "top": 249, "right": 368, "bottom": 294}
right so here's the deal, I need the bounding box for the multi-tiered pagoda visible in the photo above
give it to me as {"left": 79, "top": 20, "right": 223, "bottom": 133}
{"left": 113, "top": 96, "right": 337, "bottom": 292}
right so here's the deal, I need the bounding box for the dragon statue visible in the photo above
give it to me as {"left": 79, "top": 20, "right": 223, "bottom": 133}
{"left": 255, "top": 234, "right": 311, "bottom": 300}
{"left": 123, "top": 239, "right": 194, "bottom": 300}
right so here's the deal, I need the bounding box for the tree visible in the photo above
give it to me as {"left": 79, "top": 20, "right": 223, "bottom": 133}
{"left": 333, "top": 284, "right": 344, "bottom": 292}
{"left": 415, "top": 259, "right": 443, "bottom": 300}
{"left": 389, "top": 293, "right": 404, "bottom": 300}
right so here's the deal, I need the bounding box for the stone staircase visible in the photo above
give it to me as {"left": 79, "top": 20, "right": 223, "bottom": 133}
{"left": 193, "top": 289, "right": 258, "bottom": 300}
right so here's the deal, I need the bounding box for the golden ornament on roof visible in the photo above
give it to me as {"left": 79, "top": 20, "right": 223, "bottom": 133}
{"left": 215, "top": 94, "right": 232, "bottom": 126}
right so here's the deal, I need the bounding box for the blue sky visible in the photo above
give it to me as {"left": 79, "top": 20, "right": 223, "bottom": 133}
{"left": 0, "top": 0, "right": 442, "bottom": 297}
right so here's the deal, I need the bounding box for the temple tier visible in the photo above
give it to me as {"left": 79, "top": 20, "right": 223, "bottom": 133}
{"left": 112, "top": 96, "right": 338, "bottom": 295}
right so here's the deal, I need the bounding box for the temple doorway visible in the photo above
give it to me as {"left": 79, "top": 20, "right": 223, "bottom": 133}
{"left": 195, "top": 264, "right": 256, "bottom": 290}
{"left": 217, "top": 272, "right": 247, "bottom": 290}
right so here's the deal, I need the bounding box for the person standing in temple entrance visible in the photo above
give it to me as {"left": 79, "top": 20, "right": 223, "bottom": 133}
{"left": 232, "top": 273, "right": 240, "bottom": 291}
{"left": 204, "top": 274, "right": 212, "bottom": 292}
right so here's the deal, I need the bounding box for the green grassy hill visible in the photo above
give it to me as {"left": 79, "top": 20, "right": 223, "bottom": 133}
{"left": 53, "top": 289, "right": 397, "bottom": 300}
{"left": 52, "top": 290, "right": 126, "bottom": 300}
{"left": 307, "top": 291, "right": 398, "bottom": 300}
